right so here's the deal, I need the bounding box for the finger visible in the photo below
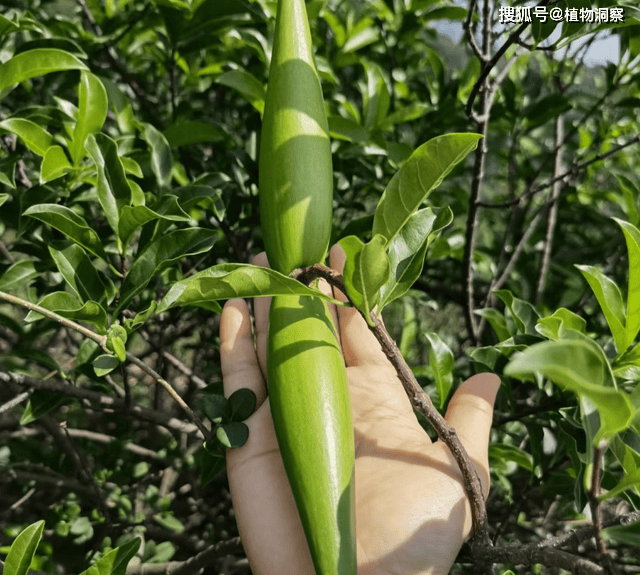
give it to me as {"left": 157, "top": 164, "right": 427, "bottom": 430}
{"left": 443, "top": 372, "right": 501, "bottom": 496}
{"left": 252, "top": 252, "right": 270, "bottom": 379}
{"left": 329, "top": 244, "right": 391, "bottom": 368}
{"left": 220, "top": 299, "right": 267, "bottom": 409}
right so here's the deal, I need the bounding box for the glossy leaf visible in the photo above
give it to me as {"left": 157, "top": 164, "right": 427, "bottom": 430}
{"left": 118, "top": 228, "right": 217, "bottom": 313}
{"left": 77, "top": 537, "right": 140, "bottom": 575}
{"left": 505, "top": 338, "right": 634, "bottom": 442}
{"left": 25, "top": 291, "right": 107, "bottom": 333}
{"left": 93, "top": 354, "right": 120, "bottom": 377}
{"left": 40, "top": 145, "right": 72, "bottom": 183}
{"left": 216, "top": 69, "right": 266, "bottom": 115}
{"left": 0, "top": 118, "right": 53, "bottom": 155}
{"left": 378, "top": 206, "right": 453, "bottom": 310}
{"left": 475, "top": 308, "right": 511, "bottom": 341}
{"left": 217, "top": 421, "right": 249, "bottom": 449}
{"left": 614, "top": 218, "right": 640, "bottom": 347}
{"left": 3, "top": 520, "right": 45, "bottom": 575}
{"left": 536, "top": 308, "right": 587, "bottom": 341}
{"left": 339, "top": 234, "right": 390, "bottom": 324}
{"left": 49, "top": 242, "right": 107, "bottom": 304}
{"left": 20, "top": 391, "right": 68, "bottom": 425}
{"left": 141, "top": 123, "right": 172, "bottom": 189}
{"left": 576, "top": 264, "right": 627, "bottom": 353}
{"left": 157, "top": 263, "right": 343, "bottom": 313}
{"left": 70, "top": 71, "right": 108, "bottom": 165}
{"left": 372, "top": 133, "right": 482, "bottom": 244}
{"left": 85, "top": 133, "right": 131, "bottom": 238}
{"left": 23, "top": 204, "right": 108, "bottom": 260}
{"left": 163, "top": 121, "right": 224, "bottom": 147}
{"left": 494, "top": 289, "right": 540, "bottom": 336}
{"left": 362, "top": 60, "right": 390, "bottom": 130}
{"left": 0, "top": 48, "right": 87, "bottom": 95}
{"left": 0, "top": 260, "right": 40, "bottom": 291}
{"left": 424, "top": 331, "right": 454, "bottom": 409}
{"left": 227, "top": 388, "right": 257, "bottom": 422}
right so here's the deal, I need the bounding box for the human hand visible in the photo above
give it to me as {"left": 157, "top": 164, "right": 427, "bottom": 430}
{"left": 220, "top": 245, "right": 500, "bottom": 575}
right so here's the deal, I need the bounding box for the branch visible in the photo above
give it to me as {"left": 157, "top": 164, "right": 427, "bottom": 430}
{"left": 293, "top": 265, "right": 490, "bottom": 544}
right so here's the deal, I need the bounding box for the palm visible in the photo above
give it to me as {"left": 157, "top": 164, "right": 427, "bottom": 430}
{"left": 220, "top": 246, "right": 499, "bottom": 575}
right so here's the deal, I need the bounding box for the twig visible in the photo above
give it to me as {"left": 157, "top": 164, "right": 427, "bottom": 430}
{"left": 0, "top": 290, "right": 211, "bottom": 441}
{"left": 0, "top": 389, "right": 32, "bottom": 415}
{"left": 292, "top": 264, "right": 490, "bottom": 543}
{"left": 588, "top": 444, "right": 608, "bottom": 557}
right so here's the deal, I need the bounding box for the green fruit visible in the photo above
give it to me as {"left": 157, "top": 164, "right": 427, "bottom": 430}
{"left": 259, "top": 0, "right": 333, "bottom": 275}
{"left": 268, "top": 294, "right": 356, "bottom": 575}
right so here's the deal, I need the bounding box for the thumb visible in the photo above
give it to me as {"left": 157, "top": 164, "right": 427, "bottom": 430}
{"left": 443, "top": 373, "right": 500, "bottom": 497}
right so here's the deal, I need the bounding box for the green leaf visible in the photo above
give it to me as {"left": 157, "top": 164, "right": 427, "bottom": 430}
{"left": 0, "top": 118, "right": 53, "bottom": 155}
{"left": 93, "top": 354, "right": 120, "bottom": 377}
{"left": 613, "top": 218, "right": 640, "bottom": 347}
{"left": 603, "top": 520, "right": 640, "bottom": 546}
{"left": 20, "top": 391, "right": 68, "bottom": 425}
{"left": 123, "top": 301, "right": 157, "bottom": 333}
{"left": 378, "top": 206, "right": 453, "bottom": 310}
{"left": 195, "top": 393, "right": 227, "bottom": 423}
{"left": 505, "top": 339, "right": 634, "bottom": 442}
{"left": 85, "top": 133, "right": 132, "bottom": 239}
{"left": 4, "top": 520, "right": 45, "bottom": 575}
{"left": 70, "top": 71, "right": 108, "bottom": 165}
{"left": 40, "top": 145, "right": 72, "bottom": 183}
{"left": 372, "top": 133, "right": 482, "bottom": 244}
{"left": 141, "top": 123, "right": 172, "bottom": 189}
{"left": 25, "top": 291, "right": 107, "bottom": 333}
{"left": 216, "top": 69, "right": 266, "bottom": 115}
{"left": 489, "top": 443, "right": 534, "bottom": 471}
{"left": 342, "top": 17, "right": 379, "bottom": 53}
{"left": 494, "top": 289, "right": 540, "bottom": 336}
{"left": 48, "top": 242, "right": 107, "bottom": 304}
{"left": 362, "top": 60, "right": 390, "bottom": 130}
{"left": 536, "top": 308, "right": 587, "bottom": 341}
{"left": 118, "top": 195, "right": 190, "bottom": 247}
{"left": 0, "top": 260, "right": 40, "bottom": 291}
{"left": 475, "top": 308, "right": 511, "bottom": 341}
{"left": 157, "top": 263, "right": 342, "bottom": 314}
{"left": 339, "top": 234, "right": 390, "bottom": 325}
{"left": 227, "top": 388, "right": 257, "bottom": 422}
{"left": 217, "top": 422, "right": 249, "bottom": 449}
{"left": 117, "top": 228, "right": 216, "bottom": 313}
{"left": 576, "top": 264, "right": 627, "bottom": 354}
{"left": 106, "top": 324, "right": 127, "bottom": 362}
{"left": 424, "top": 331, "right": 454, "bottom": 409}
{"left": 163, "top": 121, "right": 224, "bottom": 147}
{"left": 77, "top": 537, "right": 140, "bottom": 575}
{"left": 0, "top": 48, "right": 88, "bottom": 96}
{"left": 23, "top": 204, "right": 109, "bottom": 260}
{"left": 327, "top": 116, "right": 368, "bottom": 143}
{"left": 196, "top": 448, "right": 226, "bottom": 487}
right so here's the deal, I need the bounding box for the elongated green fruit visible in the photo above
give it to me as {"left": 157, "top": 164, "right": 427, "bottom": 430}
{"left": 268, "top": 294, "right": 356, "bottom": 575}
{"left": 259, "top": 0, "right": 333, "bottom": 275}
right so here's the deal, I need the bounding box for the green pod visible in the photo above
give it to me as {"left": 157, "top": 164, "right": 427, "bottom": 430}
{"left": 259, "top": 0, "right": 333, "bottom": 274}
{"left": 268, "top": 294, "right": 356, "bottom": 575}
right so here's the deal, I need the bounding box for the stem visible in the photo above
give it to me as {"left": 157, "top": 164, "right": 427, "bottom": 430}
{"left": 293, "top": 265, "right": 490, "bottom": 542}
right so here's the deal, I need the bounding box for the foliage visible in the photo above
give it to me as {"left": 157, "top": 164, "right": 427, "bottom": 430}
{"left": 1, "top": 0, "right": 640, "bottom": 573}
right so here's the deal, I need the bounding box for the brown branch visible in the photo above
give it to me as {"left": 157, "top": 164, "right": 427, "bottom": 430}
{"left": 292, "top": 264, "right": 490, "bottom": 544}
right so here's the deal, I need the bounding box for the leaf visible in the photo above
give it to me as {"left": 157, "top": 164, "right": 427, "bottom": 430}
{"left": 0, "top": 260, "right": 40, "bottom": 290}
{"left": 327, "top": 116, "right": 369, "bottom": 143}
{"left": 3, "top": 520, "right": 45, "bottom": 575}
{"left": 118, "top": 195, "right": 190, "bottom": 247}
{"left": 378, "top": 206, "right": 453, "bottom": 310}
{"left": 424, "top": 331, "right": 454, "bottom": 409}
{"left": 603, "top": 520, "right": 640, "bottom": 546}
{"left": 117, "top": 228, "right": 217, "bottom": 313}
{"left": 489, "top": 443, "right": 534, "bottom": 471}
{"left": 163, "top": 121, "right": 224, "bottom": 147}
{"left": 25, "top": 291, "right": 107, "bottom": 333}
{"left": 536, "top": 308, "right": 587, "bottom": 341}
{"left": 141, "top": 123, "right": 172, "bottom": 189}
{"left": 576, "top": 264, "right": 627, "bottom": 354}
{"left": 216, "top": 69, "right": 266, "bottom": 115}
{"left": 217, "top": 422, "right": 249, "bottom": 449}
{"left": 93, "top": 354, "right": 120, "bottom": 377}
{"left": 475, "top": 308, "right": 511, "bottom": 341}
{"left": 85, "top": 133, "right": 132, "bottom": 239}
{"left": 40, "top": 145, "right": 72, "bottom": 183}
{"left": 0, "top": 48, "right": 88, "bottom": 95}
{"left": 227, "top": 388, "right": 257, "bottom": 422}
{"left": 20, "top": 391, "right": 68, "bottom": 425}
{"left": 123, "top": 301, "right": 157, "bottom": 333}
{"left": 106, "top": 324, "right": 127, "bottom": 362}
{"left": 339, "top": 234, "right": 390, "bottom": 325}
{"left": 77, "top": 537, "right": 141, "bottom": 575}
{"left": 157, "top": 263, "right": 342, "bottom": 313}
{"left": 494, "top": 289, "right": 540, "bottom": 336}
{"left": 342, "top": 17, "right": 379, "bottom": 53}
{"left": 372, "top": 133, "right": 482, "bottom": 244}
{"left": 362, "top": 60, "right": 390, "bottom": 130}
{"left": 196, "top": 448, "right": 226, "bottom": 487}
{"left": 48, "top": 242, "right": 107, "bottom": 304}
{"left": 0, "top": 118, "right": 53, "bottom": 155}
{"left": 195, "top": 393, "right": 227, "bottom": 423}
{"left": 23, "top": 204, "right": 108, "bottom": 260}
{"left": 505, "top": 339, "right": 634, "bottom": 443}
{"left": 70, "top": 71, "right": 108, "bottom": 165}
{"left": 613, "top": 218, "right": 640, "bottom": 347}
